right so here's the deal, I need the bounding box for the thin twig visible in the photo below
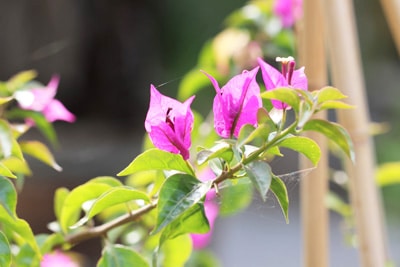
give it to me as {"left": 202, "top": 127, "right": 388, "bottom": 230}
{"left": 66, "top": 201, "right": 157, "bottom": 245}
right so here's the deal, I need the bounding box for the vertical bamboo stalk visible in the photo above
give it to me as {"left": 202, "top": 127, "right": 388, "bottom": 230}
{"left": 297, "top": 1, "right": 329, "bottom": 267}
{"left": 322, "top": 1, "right": 388, "bottom": 266}
{"left": 380, "top": 0, "right": 400, "bottom": 55}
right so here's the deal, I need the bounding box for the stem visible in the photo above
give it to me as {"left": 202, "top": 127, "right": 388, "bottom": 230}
{"left": 65, "top": 201, "right": 157, "bottom": 245}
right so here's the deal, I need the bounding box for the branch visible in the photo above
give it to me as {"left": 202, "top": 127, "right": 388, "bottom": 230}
{"left": 65, "top": 201, "right": 157, "bottom": 245}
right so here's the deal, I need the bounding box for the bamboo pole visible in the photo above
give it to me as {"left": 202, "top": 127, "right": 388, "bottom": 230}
{"left": 380, "top": 0, "right": 400, "bottom": 55}
{"left": 322, "top": 1, "right": 388, "bottom": 266}
{"left": 297, "top": 1, "right": 329, "bottom": 266}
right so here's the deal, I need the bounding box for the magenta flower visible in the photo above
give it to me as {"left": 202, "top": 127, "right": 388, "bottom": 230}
{"left": 145, "top": 85, "right": 195, "bottom": 160}
{"left": 15, "top": 75, "right": 76, "bottom": 123}
{"left": 203, "top": 67, "right": 262, "bottom": 138}
{"left": 41, "top": 250, "right": 78, "bottom": 267}
{"left": 258, "top": 57, "right": 308, "bottom": 109}
{"left": 273, "top": 0, "right": 303, "bottom": 28}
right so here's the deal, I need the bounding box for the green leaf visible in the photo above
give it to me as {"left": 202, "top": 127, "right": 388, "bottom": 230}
{"left": 72, "top": 186, "right": 150, "bottom": 228}
{"left": 0, "top": 177, "right": 17, "bottom": 217}
{"left": 0, "top": 119, "right": 13, "bottom": 158}
{"left": 14, "top": 242, "right": 41, "bottom": 267}
{"left": 315, "top": 86, "right": 347, "bottom": 103}
{"left": 6, "top": 109, "right": 58, "bottom": 145}
{"left": 244, "top": 160, "right": 272, "bottom": 202}
{"left": 118, "top": 148, "right": 194, "bottom": 176}
{"left": 376, "top": 162, "right": 400, "bottom": 186}
{"left": 197, "top": 142, "right": 233, "bottom": 165}
{"left": 0, "top": 206, "right": 40, "bottom": 258}
{"left": 36, "top": 233, "right": 65, "bottom": 254}
{"left": 270, "top": 175, "right": 289, "bottom": 223}
{"left": 261, "top": 87, "right": 301, "bottom": 112}
{"left": 237, "top": 123, "right": 273, "bottom": 148}
{"left": 1, "top": 157, "right": 31, "bottom": 176}
{"left": 0, "top": 231, "right": 11, "bottom": 267}
{"left": 59, "top": 179, "right": 121, "bottom": 232}
{"left": 161, "top": 234, "right": 192, "bottom": 267}
{"left": 54, "top": 187, "right": 70, "bottom": 222}
{"left": 160, "top": 203, "right": 209, "bottom": 246}
{"left": 0, "top": 97, "right": 13, "bottom": 105}
{"left": 97, "top": 244, "right": 149, "bottom": 267}
{"left": 19, "top": 141, "right": 62, "bottom": 171}
{"left": 152, "top": 174, "right": 212, "bottom": 235}
{"left": 318, "top": 100, "right": 354, "bottom": 110}
{"left": 7, "top": 70, "right": 37, "bottom": 93}
{"left": 277, "top": 136, "right": 321, "bottom": 166}
{"left": 303, "top": 119, "right": 355, "bottom": 162}
{"left": 0, "top": 163, "right": 17, "bottom": 178}
{"left": 219, "top": 179, "right": 253, "bottom": 216}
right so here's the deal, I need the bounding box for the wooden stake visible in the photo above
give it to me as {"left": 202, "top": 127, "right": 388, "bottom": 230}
{"left": 322, "top": 1, "right": 388, "bottom": 266}
{"left": 380, "top": 0, "right": 400, "bottom": 55}
{"left": 297, "top": 1, "right": 329, "bottom": 266}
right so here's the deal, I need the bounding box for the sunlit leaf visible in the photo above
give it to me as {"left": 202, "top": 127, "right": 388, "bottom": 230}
{"left": 59, "top": 179, "right": 120, "bottom": 233}
{"left": 161, "top": 234, "right": 192, "bottom": 267}
{"left": 0, "top": 231, "right": 11, "bottom": 267}
{"left": 277, "top": 136, "right": 321, "bottom": 166}
{"left": 118, "top": 148, "right": 194, "bottom": 176}
{"left": 54, "top": 187, "right": 70, "bottom": 222}
{"left": 1, "top": 157, "right": 31, "bottom": 176}
{"left": 152, "top": 174, "right": 212, "bottom": 235}
{"left": 261, "top": 87, "right": 301, "bottom": 112}
{"left": 315, "top": 86, "right": 347, "bottom": 103}
{"left": 318, "top": 100, "right": 354, "bottom": 111}
{"left": 237, "top": 123, "right": 273, "bottom": 148}
{"left": 97, "top": 244, "right": 149, "bottom": 267}
{"left": 244, "top": 160, "right": 272, "bottom": 202}
{"left": 0, "top": 120, "right": 13, "bottom": 158}
{"left": 376, "top": 162, "right": 400, "bottom": 186}
{"left": 270, "top": 175, "right": 289, "bottom": 223}
{"left": 72, "top": 186, "right": 150, "bottom": 228}
{"left": 197, "top": 142, "right": 233, "bottom": 165}
{"left": 303, "top": 119, "right": 355, "bottom": 162}
{"left": 7, "top": 70, "right": 38, "bottom": 93}
{"left": 0, "top": 163, "right": 17, "bottom": 178}
{"left": 19, "top": 141, "right": 62, "bottom": 171}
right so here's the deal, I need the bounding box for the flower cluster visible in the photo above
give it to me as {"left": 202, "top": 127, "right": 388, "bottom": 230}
{"left": 145, "top": 57, "right": 307, "bottom": 159}
{"left": 144, "top": 57, "right": 307, "bottom": 248}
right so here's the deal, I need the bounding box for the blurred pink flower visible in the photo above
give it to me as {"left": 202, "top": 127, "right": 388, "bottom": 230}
{"left": 15, "top": 75, "right": 76, "bottom": 123}
{"left": 273, "top": 0, "right": 303, "bottom": 28}
{"left": 145, "top": 85, "right": 195, "bottom": 160}
{"left": 190, "top": 168, "right": 219, "bottom": 249}
{"left": 258, "top": 57, "right": 307, "bottom": 109}
{"left": 203, "top": 67, "right": 261, "bottom": 138}
{"left": 41, "top": 250, "right": 78, "bottom": 267}
{"left": 191, "top": 200, "right": 219, "bottom": 250}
